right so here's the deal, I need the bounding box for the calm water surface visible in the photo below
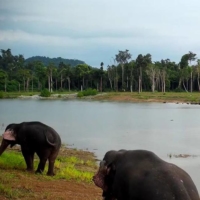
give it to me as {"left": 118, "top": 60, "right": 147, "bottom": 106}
{"left": 0, "top": 99, "right": 200, "bottom": 190}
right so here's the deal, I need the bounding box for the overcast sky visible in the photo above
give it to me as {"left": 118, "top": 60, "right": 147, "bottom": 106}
{"left": 0, "top": 0, "right": 200, "bottom": 67}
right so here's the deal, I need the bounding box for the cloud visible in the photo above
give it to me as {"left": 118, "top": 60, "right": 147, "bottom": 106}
{"left": 1, "top": 0, "right": 200, "bottom": 67}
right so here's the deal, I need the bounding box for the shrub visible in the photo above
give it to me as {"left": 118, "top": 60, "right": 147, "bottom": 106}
{"left": 0, "top": 91, "right": 3, "bottom": 98}
{"left": 82, "top": 88, "right": 97, "bottom": 96}
{"left": 77, "top": 89, "right": 97, "bottom": 97}
{"left": 77, "top": 92, "right": 84, "bottom": 97}
{"left": 7, "top": 80, "right": 18, "bottom": 92}
{"left": 40, "top": 89, "right": 51, "bottom": 97}
{"left": 174, "top": 87, "right": 184, "bottom": 92}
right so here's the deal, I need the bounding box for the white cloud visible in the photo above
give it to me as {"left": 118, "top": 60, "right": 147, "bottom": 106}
{"left": 1, "top": 0, "right": 200, "bottom": 66}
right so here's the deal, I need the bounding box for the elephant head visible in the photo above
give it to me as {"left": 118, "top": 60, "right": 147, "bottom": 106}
{"left": 93, "top": 150, "right": 126, "bottom": 192}
{"left": 0, "top": 124, "right": 18, "bottom": 156}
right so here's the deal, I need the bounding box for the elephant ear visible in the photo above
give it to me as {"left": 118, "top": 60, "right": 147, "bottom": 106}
{"left": 3, "top": 129, "right": 16, "bottom": 141}
{"left": 106, "top": 162, "right": 116, "bottom": 175}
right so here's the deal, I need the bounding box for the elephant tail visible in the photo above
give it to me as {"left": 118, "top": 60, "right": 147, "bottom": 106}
{"left": 44, "top": 131, "right": 56, "bottom": 146}
{"left": 46, "top": 136, "right": 56, "bottom": 146}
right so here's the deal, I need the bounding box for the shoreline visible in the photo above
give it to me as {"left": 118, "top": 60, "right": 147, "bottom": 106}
{"left": 13, "top": 92, "right": 200, "bottom": 105}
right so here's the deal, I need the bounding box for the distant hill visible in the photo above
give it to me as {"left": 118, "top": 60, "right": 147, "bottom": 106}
{"left": 25, "top": 56, "right": 85, "bottom": 67}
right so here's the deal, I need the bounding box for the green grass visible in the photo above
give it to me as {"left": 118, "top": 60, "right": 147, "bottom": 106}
{"left": 0, "top": 90, "right": 76, "bottom": 98}
{"left": 0, "top": 151, "right": 26, "bottom": 169}
{"left": 0, "top": 151, "right": 96, "bottom": 183}
{"left": 97, "top": 92, "right": 200, "bottom": 103}
{"left": 1, "top": 90, "right": 200, "bottom": 103}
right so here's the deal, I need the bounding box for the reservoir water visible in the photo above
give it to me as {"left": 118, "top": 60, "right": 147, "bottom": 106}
{"left": 0, "top": 99, "right": 200, "bottom": 190}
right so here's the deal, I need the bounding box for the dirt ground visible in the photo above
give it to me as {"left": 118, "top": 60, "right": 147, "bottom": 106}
{"left": 0, "top": 143, "right": 103, "bottom": 200}
{"left": 0, "top": 172, "right": 102, "bottom": 200}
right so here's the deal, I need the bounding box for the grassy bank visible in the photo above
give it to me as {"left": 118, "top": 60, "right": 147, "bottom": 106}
{"left": 0, "top": 136, "right": 99, "bottom": 199}
{"left": 1, "top": 91, "right": 200, "bottom": 103}
{"left": 92, "top": 92, "right": 200, "bottom": 103}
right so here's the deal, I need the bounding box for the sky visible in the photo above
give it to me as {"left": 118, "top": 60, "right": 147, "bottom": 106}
{"left": 0, "top": 0, "right": 200, "bottom": 67}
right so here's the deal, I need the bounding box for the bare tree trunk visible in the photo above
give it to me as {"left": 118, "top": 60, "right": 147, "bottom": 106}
{"left": 183, "top": 81, "right": 188, "bottom": 92}
{"left": 38, "top": 79, "right": 40, "bottom": 90}
{"left": 115, "top": 77, "right": 118, "bottom": 92}
{"left": 19, "top": 83, "right": 20, "bottom": 92}
{"left": 138, "top": 75, "right": 141, "bottom": 93}
{"left": 67, "top": 77, "right": 70, "bottom": 91}
{"left": 197, "top": 72, "right": 200, "bottom": 91}
{"left": 82, "top": 77, "right": 84, "bottom": 89}
{"left": 121, "top": 64, "right": 124, "bottom": 90}
{"left": 48, "top": 76, "right": 50, "bottom": 91}
{"left": 100, "top": 77, "right": 102, "bottom": 92}
{"left": 32, "top": 76, "right": 33, "bottom": 92}
{"left": 26, "top": 78, "right": 30, "bottom": 92}
{"left": 178, "top": 78, "right": 182, "bottom": 88}
{"left": 4, "top": 77, "right": 6, "bottom": 92}
{"left": 190, "top": 71, "right": 193, "bottom": 93}
{"left": 24, "top": 78, "right": 26, "bottom": 92}
{"left": 60, "top": 74, "right": 64, "bottom": 90}
{"left": 108, "top": 78, "right": 112, "bottom": 89}
{"left": 163, "top": 76, "right": 166, "bottom": 93}
{"left": 140, "top": 67, "right": 143, "bottom": 92}
{"left": 50, "top": 71, "right": 53, "bottom": 92}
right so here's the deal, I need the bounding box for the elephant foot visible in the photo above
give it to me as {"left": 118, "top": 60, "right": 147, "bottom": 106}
{"left": 35, "top": 169, "right": 43, "bottom": 174}
{"left": 47, "top": 171, "right": 55, "bottom": 176}
{"left": 26, "top": 168, "right": 34, "bottom": 172}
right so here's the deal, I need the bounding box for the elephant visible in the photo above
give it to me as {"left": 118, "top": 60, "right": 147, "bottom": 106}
{"left": 0, "top": 121, "right": 61, "bottom": 176}
{"left": 93, "top": 149, "right": 199, "bottom": 200}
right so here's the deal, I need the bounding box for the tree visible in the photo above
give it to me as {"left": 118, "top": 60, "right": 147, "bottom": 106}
{"left": 47, "top": 63, "right": 56, "bottom": 92}
{"left": 34, "top": 61, "right": 46, "bottom": 90}
{"left": 115, "top": 50, "right": 131, "bottom": 90}
{"left": 58, "top": 62, "right": 66, "bottom": 90}
{"left": 64, "top": 64, "right": 72, "bottom": 91}
{"left": 125, "top": 61, "right": 136, "bottom": 92}
{"left": 107, "top": 65, "right": 116, "bottom": 90}
{"left": 196, "top": 59, "right": 200, "bottom": 91}
{"left": 75, "top": 64, "right": 90, "bottom": 90}
{"left": 146, "top": 63, "right": 158, "bottom": 92}
{"left": 160, "top": 59, "right": 170, "bottom": 93}
{"left": 188, "top": 51, "right": 196, "bottom": 92}
{"left": 17, "top": 69, "right": 31, "bottom": 91}
{"left": 0, "top": 70, "right": 8, "bottom": 92}
{"left": 136, "top": 54, "right": 152, "bottom": 93}
{"left": 100, "top": 62, "right": 104, "bottom": 92}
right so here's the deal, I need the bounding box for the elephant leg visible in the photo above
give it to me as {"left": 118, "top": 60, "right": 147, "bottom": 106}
{"left": 21, "top": 149, "right": 34, "bottom": 171}
{"left": 35, "top": 157, "right": 47, "bottom": 174}
{"left": 35, "top": 149, "right": 50, "bottom": 174}
{"left": 47, "top": 150, "right": 59, "bottom": 176}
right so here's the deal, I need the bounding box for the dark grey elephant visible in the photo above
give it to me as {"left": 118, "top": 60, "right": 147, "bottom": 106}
{"left": 0, "top": 121, "right": 61, "bottom": 176}
{"left": 93, "top": 149, "right": 199, "bottom": 200}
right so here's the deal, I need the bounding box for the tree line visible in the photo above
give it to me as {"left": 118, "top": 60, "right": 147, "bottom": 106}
{"left": 0, "top": 48, "right": 200, "bottom": 93}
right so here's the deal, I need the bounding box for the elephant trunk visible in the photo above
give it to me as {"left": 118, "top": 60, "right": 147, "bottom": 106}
{"left": 93, "top": 160, "right": 108, "bottom": 190}
{"left": 0, "top": 139, "right": 10, "bottom": 156}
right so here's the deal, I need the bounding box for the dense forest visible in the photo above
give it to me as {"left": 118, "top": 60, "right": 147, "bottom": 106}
{"left": 0, "top": 48, "right": 200, "bottom": 93}
{"left": 25, "top": 56, "right": 85, "bottom": 67}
